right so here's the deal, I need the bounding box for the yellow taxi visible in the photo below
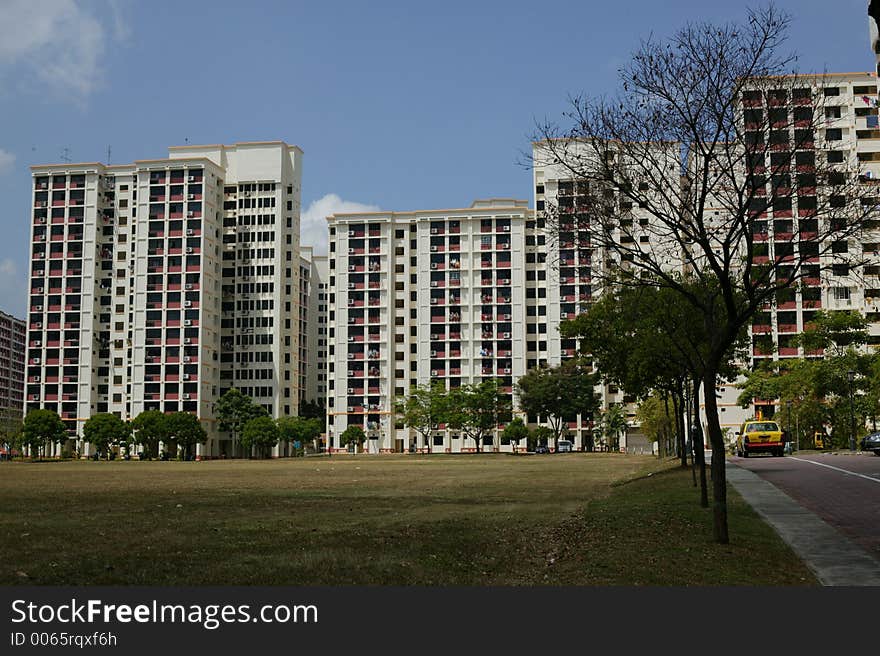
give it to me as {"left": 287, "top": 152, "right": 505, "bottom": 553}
{"left": 736, "top": 420, "right": 785, "bottom": 458}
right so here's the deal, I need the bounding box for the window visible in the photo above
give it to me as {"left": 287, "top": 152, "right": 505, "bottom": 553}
{"left": 825, "top": 128, "right": 842, "bottom": 141}
{"left": 823, "top": 87, "right": 840, "bottom": 97}
{"left": 833, "top": 286, "right": 850, "bottom": 300}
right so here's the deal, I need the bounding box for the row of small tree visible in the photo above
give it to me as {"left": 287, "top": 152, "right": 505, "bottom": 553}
{"left": 1, "top": 388, "right": 325, "bottom": 461}
{"left": 393, "top": 365, "right": 606, "bottom": 453}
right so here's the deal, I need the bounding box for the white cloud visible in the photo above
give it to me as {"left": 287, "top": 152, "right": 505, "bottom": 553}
{"left": 0, "top": 149, "right": 14, "bottom": 175}
{"left": 0, "top": 0, "right": 126, "bottom": 100}
{"left": 300, "top": 194, "right": 381, "bottom": 255}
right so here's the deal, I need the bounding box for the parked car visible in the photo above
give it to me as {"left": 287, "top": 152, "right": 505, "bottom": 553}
{"left": 535, "top": 445, "right": 550, "bottom": 454}
{"left": 736, "top": 420, "right": 785, "bottom": 457}
{"left": 557, "top": 440, "right": 573, "bottom": 453}
{"left": 860, "top": 431, "right": 880, "bottom": 456}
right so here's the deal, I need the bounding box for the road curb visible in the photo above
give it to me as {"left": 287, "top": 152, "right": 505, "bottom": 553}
{"left": 726, "top": 462, "right": 880, "bottom": 586}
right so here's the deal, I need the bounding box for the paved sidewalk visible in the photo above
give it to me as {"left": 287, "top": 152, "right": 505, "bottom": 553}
{"left": 726, "top": 462, "right": 880, "bottom": 586}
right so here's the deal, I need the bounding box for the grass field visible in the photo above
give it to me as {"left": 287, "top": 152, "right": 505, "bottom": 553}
{"left": 0, "top": 454, "right": 817, "bottom": 585}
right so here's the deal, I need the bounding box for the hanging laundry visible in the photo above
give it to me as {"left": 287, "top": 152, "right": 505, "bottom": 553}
{"left": 868, "top": 115, "right": 880, "bottom": 128}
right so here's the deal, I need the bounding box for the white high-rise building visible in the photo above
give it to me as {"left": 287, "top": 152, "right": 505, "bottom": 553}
{"left": 326, "top": 199, "right": 532, "bottom": 453}
{"left": 26, "top": 141, "right": 303, "bottom": 457}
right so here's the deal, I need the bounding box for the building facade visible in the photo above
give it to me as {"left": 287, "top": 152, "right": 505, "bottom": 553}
{"left": 26, "top": 141, "right": 303, "bottom": 457}
{"left": 325, "top": 199, "right": 534, "bottom": 453}
{"left": 0, "top": 311, "right": 25, "bottom": 413}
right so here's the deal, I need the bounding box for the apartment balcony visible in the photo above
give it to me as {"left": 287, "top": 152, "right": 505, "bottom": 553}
{"left": 802, "top": 299, "right": 822, "bottom": 308}
{"left": 752, "top": 324, "right": 772, "bottom": 334}
{"left": 779, "top": 347, "right": 799, "bottom": 356}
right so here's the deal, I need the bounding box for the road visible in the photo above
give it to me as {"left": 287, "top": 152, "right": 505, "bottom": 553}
{"left": 732, "top": 452, "right": 880, "bottom": 560}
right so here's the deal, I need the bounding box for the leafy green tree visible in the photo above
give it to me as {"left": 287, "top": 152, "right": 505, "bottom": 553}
{"left": 501, "top": 417, "right": 530, "bottom": 453}
{"left": 82, "top": 413, "right": 130, "bottom": 459}
{"left": 214, "top": 389, "right": 268, "bottom": 456}
{"left": 395, "top": 382, "right": 448, "bottom": 454}
{"left": 517, "top": 362, "right": 598, "bottom": 449}
{"left": 533, "top": 426, "right": 554, "bottom": 449}
{"left": 130, "top": 410, "right": 169, "bottom": 459}
{"left": 240, "top": 416, "right": 279, "bottom": 459}
{"left": 299, "top": 399, "right": 326, "bottom": 423}
{"left": 276, "top": 416, "right": 322, "bottom": 455}
{"left": 0, "top": 407, "right": 23, "bottom": 459}
{"left": 636, "top": 394, "right": 675, "bottom": 457}
{"left": 165, "top": 412, "right": 207, "bottom": 460}
{"left": 598, "top": 405, "right": 627, "bottom": 451}
{"left": 445, "top": 379, "right": 510, "bottom": 453}
{"left": 339, "top": 424, "right": 366, "bottom": 452}
{"left": 21, "top": 409, "right": 68, "bottom": 458}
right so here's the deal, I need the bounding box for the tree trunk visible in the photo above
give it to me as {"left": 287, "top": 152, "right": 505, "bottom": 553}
{"left": 672, "top": 386, "right": 686, "bottom": 467}
{"left": 703, "top": 368, "right": 729, "bottom": 544}
{"left": 692, "top": 378, "right": 709, "bottom": 509}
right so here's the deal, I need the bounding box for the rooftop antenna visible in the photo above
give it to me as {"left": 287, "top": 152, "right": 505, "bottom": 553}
{"left": 60, "top": 147, "right": 72, "bottom": 163}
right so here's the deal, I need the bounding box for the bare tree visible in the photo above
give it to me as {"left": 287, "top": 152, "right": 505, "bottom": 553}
{"left": 532, "top": 4, "right": 880, "bottom": 543}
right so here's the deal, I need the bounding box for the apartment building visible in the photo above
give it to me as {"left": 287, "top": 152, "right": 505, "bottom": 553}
{"left": 301, "top": 248, "right": 329, "bottom": 406}
{"left": 325, "top": 199, "right": 532, "bottom": 453}
{"left": 0, "top": 310, "right": 25, "bottom": 412}
{"left": 26, "top": 141, "right": 303, "bottom": 457}
{"left": 531, "top": 141, "right": 684, "bottom": 449}
{"left": 737, "top": 72, "right": 880, "bottom": 420}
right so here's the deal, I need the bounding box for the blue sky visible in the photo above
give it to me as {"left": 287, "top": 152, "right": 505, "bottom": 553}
{"left": 0, "top": 0, "right": 875, "bottom": 317}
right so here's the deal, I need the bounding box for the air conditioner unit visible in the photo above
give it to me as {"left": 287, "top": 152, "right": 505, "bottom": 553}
{"left": 184, "top": 338, "right": 192, "bottom": 344}
{"left": 348, "top": 336, "right": 356, "bottom": 342}
{"left": 186, "top": 229, "right": 194, "bottom": 236}
{"left": 185, "top": 283, "right": 193, "bottom": 290}
{"left": 31, "top": 394, "right": 39, "bottom": 401}
{"left": 561, "top": 312, "right": 568, "bottom": 319}
{"left": 348, "top": 248, "right": 355, "bottom": 254}
{"left": 348, "top": 299, "right": 355, "bottom": 306}
{"left": 347, "top": 370, "right": 355, "bottom": 376}
{"left": 186, "top": 247, "right": 194, "bottom": 254}
{"left": 183, "top": 356, "right": 191, "bottom": 363}
{"left": 430, "top": 350, "right": 437, "bottom": 357}
{"left": 34, "top": 340, "right": 41, "bottom": 346}
{"left": 430, "top": 333, "right": 439, "bottom": 339}
{"left": 430, "top": 263, "right": 438, "bottom": 269}
{"left": 187, "top": 194, "right": 195, "bottom": 200}
{"left": 430, "top": 281, "right": 438, "bottom": 287}
{"left": 348, "top": 388, "right": 355, "bottom": 394}
{"left": 349, "top": 265, "right": 356, "bottom": 272}
{"left": 184, "top": 300, "right": 192, "bottom": 307}
{"left": 35, "top": 305, "right": 43, "bottom": 311}
{"left": 503, "top": 332, "right": 511, "bottom": 338}
{"left": 348, "top": 353, "right": 355, "bottom": 359}
{"left": 504, "top": 368, "right": 512, "bottom": 374}
{"left": 347, "top": 406, "right": 355, "bottom": 412}
{"left": 36, "top": 287, "right": 43, "bottom": 293}
{"left": 430, "top": 228, "right": 438, "bottom": 234}
{"left": 186, "top": 211, "right": 194, "bottom": 218}
{"left": 503, "top": 226, "right": 510, "bottom": 232}
{"left": 33, "top": 358, "right": 41, "bottom": 364}
{"left": 187, "top": 176, "right": 195, "bottom": 182}
{"left": 348, "top": 283, "right": 356, "bottom": 290}
{"left": 431, "top": 370, "right": 438, "bottom": 376}
{"left": 504, "top": 314, "right": 511, "bottom": 320}
{"left": 32, "top": 375, "right": 40, "bottom": 382}
{"left": 35, "top": 322, "right": 42, "bottom": 328}
{"left": 430, "top": 246, "right": 438, "bottom": 252}
{"left": 348, "top": 230, "right": 355, "bottom": 237}
{"left": 183, "top": 393, "right": 191, "bottom": 400}
{"left": 37, "top": 217, "right": 46, "bottom": 224}
{"left": 184, "top": 319, "right": 192, "bottom": 326}
{"left": 430, "top": 298, "right": 438, "bottom": 305}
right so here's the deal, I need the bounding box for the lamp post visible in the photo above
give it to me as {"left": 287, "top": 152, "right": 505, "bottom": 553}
{"left": 786, "top": 400, "right": 793, "bottom": 455}
{"left": 847, "top": 370, "right": 856, "bottom": 453}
